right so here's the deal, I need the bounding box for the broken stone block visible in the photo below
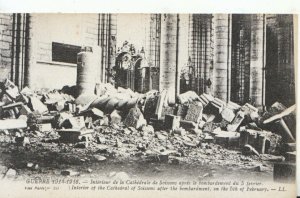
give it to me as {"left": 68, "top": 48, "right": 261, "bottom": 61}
{"left": 136, "top": 116, "right": 147, "bottom": 130}
{"left": 173, "top": 127, "right": 187, "bottom": 136}
{"left": 257, "top": 134, "right": 267, "bottom": 154}
{"left": 253, "top": 165, "right": 267, "bottom": 172}
{"left": 143, "top": 91, "right": 159, "bottom": 120}
{"left": 202, "top": 122, "right": 215, "bottom": 133}
{"left": 36, "top": 123, "right": 52, "bottom": 132}
{"left": 75, "top": 93, "right": 98, "bottom": 106}
{"left": 19, "top": 105, "right": 32, "bottom": 115}
{"left": 262, "top": 102, "right": 287, "bottom": 121}
{"left": 284, "top": 151, "right": 296, "bottom": 162}
{"left": 80, "top": 108, "right": 104, "bottom": 120}
{"left": 241, "top": 103, "right": 258, "bottom": 112}
{"left": 90, "top": 108, "right": 104, "bottom": 118}
{"left": 1, "top": 108, "right": 17, "bottom": 119}
{"left": 124, "top": 107, "right": 143, "bottom": 128}
{"left": 61, "top": 116, "right": 85, "bottom": 130}
{"left": 240, "top": 129, "right": 281, "bottom": 154}
{"left": 67, "top": 103, "right": 76, "bottom": 113}
{"left": 176, "top": 104, "right": 188, "bottom": 119}
{"left": 1, "top": 94, "right": 14, "bottom": 105}
{"left": 55, "top": 101, "right": 66, "bottom": 111}
{"left": 221, "top": 107, "right": 235, "bottom": 123}
{"left": 240, "top": 103, "right": 259, "bottom": 123}
{"left": 239, "top": 129, "right": 258, "bottom": 148}
{"left": 3, "top": 79, "right": 19, "bottom": 99}
{"left": 227, "top": 111, "right": 245, "bottom": 131}
{"left": 0, "top": 119, "right": 27, "bottom": 130}
{"left": 105, "top": 97, "right": 119, "bottom": 112}
{"left": 85, "top": 116, "right": 93, "bottom": 129}
{"left": 149, "top": 118, "right": 165, "bottom": 131}
{"left": 260, "top": 155, "right": 285, "bottom": 162}
{"left": 203, "top": 134, "right": 214, "bottom": 143}
{"left": 227, "top": 101, "right": 241, "bottom": 112}
{"left": 125, "top": 97, "right": 138, "bottom": 110}
{"left": 280, "top": 143, "right": 296, "bottom": 153}
{"left": 212, "top": 97, "right": 226, "bottom": 108}
{"left": 273, "top": 162, "right": 296, "bottom": 183}
{"left": 202, "top": 113, "right": 216, "bottom": 122}
{"left": 110, "top": 110, "right": 122, "bottom": 125}
{"left": 5, "top": 86, "right": 20, "bottom": 100}
{"left": 36, "top": 114, "right": 56, "bottom": 124}
{"left": 155, "top": 90, "right": 168, "bottom": 120}
{"left": 89, "top": 95, "right": 110, "bottom": 110}
{"left": 178, "top": 91, "right": 200, "bottom": 104}
{"left": 214, "top": 131, "right": 240, "bottom": 148}
{"left": 184, "top": 101, "right": 203, "bottom": 123}
{"left": 2, "top": 102, "right": 23, "bottom": 113}
{"left": 165, "top": 114, "right": 180, "bottom": 130}
{"left": 203, "top": 101, "right": 221, "bottom": 118}
{"left": 20, "top": 86, "right": 34, "bottom": 96}
{"left": 198, "top": 120, "right": 206, "bottom": 129}
{"left": 4, "top": 168, "right": 17, "bottom": 178}
{"left": 260, "top": 130, "right": 282, "bottom": 154}
{"left": 115, "top": 99, "right": 128, "bottom": 111}
{"left": 160, "top": 106, "right": 176, "bottom": 121}
{"left": 263, "top": 104, "right": 296, "bottom": 142}
{"left": 199, "top": 94, "right": 214, "bottom": 107}
{"left": 57, "top": 129, "right": 81, "bottom": 142}
{"left": 98, "top": 115, "right": 109, "bottom": 126}
{"left": 180, "top": 120, "right": 197, "bottom": 131}
{"left": 28, "top": 96, "right": 48, "bottom": 115}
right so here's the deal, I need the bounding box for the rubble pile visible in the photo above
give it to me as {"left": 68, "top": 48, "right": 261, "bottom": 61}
{"left": 0, "top": 79, "right": 296, "bottom": 179}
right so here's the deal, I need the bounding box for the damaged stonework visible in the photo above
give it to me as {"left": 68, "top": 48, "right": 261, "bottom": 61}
{"left": 0, "top": 78, "right": 296, "bottom": 182}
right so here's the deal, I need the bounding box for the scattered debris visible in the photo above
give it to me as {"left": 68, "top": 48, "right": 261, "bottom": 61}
{"left": 0, "top": 78, "right": 294, "bottom": 180}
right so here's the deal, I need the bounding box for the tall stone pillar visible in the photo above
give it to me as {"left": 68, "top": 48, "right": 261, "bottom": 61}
{"left": 212, "top": 14, "right": 232, "bottom": 102}
{"left": 98, "top": 14, "right": 117, "bottom": 84}
{"left": 159, "top": 14, "right": 179, "bottom": 103}
{"left": 147, "top": 14, "right": 161, "bottom": 91}
{"left": 249, "top": 14, "right": 265, "bottom": 107}
{"left": 24, "top": 14, "right": 35, "bottom": 88}
{"left": 276, "top": 15, "right": 294, "bottom": 106}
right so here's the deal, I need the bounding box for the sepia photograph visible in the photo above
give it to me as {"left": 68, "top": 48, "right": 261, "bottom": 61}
{"left": 0, "top": 7, "right": 298, "bottom": 198}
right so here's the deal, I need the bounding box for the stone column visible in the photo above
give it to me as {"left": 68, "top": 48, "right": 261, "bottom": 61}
{"left": 24, "top": 14, "right": 36, "bottom": 88}
{"left": 212, "top": 14, "right": 232, "bottom": 102}
{"left": 159, "top": 14, "right": 179, "bottom": 103}
{"left": 249, "top": 14, "right": 265, "bottom": 107}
